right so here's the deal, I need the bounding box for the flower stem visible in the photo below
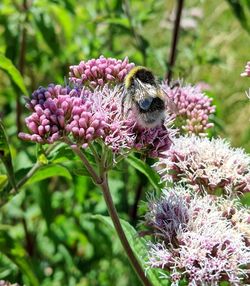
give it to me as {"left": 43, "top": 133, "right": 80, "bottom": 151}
{"left": 17, "top": 0, "right": 29, "bottom": 132}
{"left": 166, "top": 0, "right": 185, "bottom": 82}
{"left": 70, "top": 145, "right": 102, "bottom": 184}
{"left": 100, "top": 172, "right": 152, "bottom": 286}
{"left": 69, "top": 143, "right": 152, "bottom": 285}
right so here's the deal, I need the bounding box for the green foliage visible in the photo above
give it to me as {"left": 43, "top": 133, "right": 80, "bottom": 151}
{"left": 0, "top": 228, "right": 39, "bottom": 286}
{"left": 0, "top": 54, "right": 28, "bottom": 95}
{"left": 0, "top": 121, "right": 16, "bottom": 189}
{"left": 0, "top": 0, "right": 249, "bottom": 285}
{"left": 126, "top": 155, "right": 163, "bottom": 191}
{"left": 93, "top": 215, "right": 170, "bottom": 286}
{"left": 226, "top": 0, "right": 250, "bottom": 32}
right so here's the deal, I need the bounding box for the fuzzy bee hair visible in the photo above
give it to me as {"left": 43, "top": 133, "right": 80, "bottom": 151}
{"left": 122, "top": 66, "right": 166, "bottom": 128}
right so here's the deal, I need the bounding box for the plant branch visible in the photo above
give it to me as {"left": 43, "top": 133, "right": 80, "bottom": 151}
{"left": 70, "top": 142, "right": 152, "bottom": 285}
{"left": 166, "top": 0, "right": 185, "bottom": 82}
{"left": 130, "top": 174, "right": 145, "bottom": 226}
{"left": 64, "top": 138, "right": 102, "bottom": 184}
{"left": 17, "top": 0, "right": 29, "bottom": 132}
{"left": 89, "top": 143, "right": 100, "bottom": 164}
{"left": 8, "top": 161, "right": 41, "bottom": 196}
{"left": 100, "top": 172, "right": 152, "bottom": 286}
{"left": 22, "top": 216, "right": 34, "bottom": 257}
{"left": 123, "top": 0, "right": 147, "bottom": 66}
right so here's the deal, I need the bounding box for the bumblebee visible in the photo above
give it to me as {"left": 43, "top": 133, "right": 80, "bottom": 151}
{"left": 122, "top": 66, "right": 166, "bottom": 128}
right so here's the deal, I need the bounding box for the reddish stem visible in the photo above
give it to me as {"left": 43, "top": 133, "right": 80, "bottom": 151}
{"left": 166, "top": 0, "right": 185, "bottom": 82}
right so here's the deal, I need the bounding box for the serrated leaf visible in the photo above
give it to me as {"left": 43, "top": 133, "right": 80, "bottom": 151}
{"left": 0, "top": 53, "right": 28, "bottom": 95}
{"left": 0, "top": 120, "right": 17, "bottom": 191}
{"left": 126, "top": 155, "right": 163, "bottom": 190}
{"left": 93, "top": 214, "right": 170, "bottom": 286}
{"left": 26, "top": 164, "right": 72, "bottom": 185}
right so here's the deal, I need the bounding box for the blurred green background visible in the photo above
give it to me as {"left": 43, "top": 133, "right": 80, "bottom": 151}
{"left": 0, "top": 0, "right": 249, "bottom": 285}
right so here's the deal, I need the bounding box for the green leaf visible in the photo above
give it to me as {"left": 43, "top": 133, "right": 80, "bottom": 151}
{"left": 226, "top": 0, "right": 250, "bottom": 32}
{"left": 72, "top": 164, "right": 91, "bottom": 177}
{"left": 48, "top": 143, "right": 75, "bottom": 163}
{"left": 0, "top": 120, "right": 17, "bottom": 191}
{"left": 0, "top": 53, "right": 28, "bottom": 95}
{"left": 93, "top": 214, "right": 170, "bottom": 286}
{"left": 34, "top": 13, "right": 60, "bottom": 54}
{"left": 126, "top": 155, "right": 163, "bottom": 191}
{"left": 104, "top": 17, "right": 130, "bottom": 29}
{"left": 0, "top": 175, "right": 8, "bottom": 190}
{"left": 26, "top": 164, "right": 72, "bottom": 185}
{"left": 240, "top": 192, "right": 250, "bottom": 206}
{"left": 0, "top": 230, "right": 39, "bottom": 286}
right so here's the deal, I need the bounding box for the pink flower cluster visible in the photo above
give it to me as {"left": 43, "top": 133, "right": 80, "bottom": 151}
{"left": 69, "top": 55, "right": 135, "bottom": 88}
{"left": 20, "top": 83, "right": 173, "bottom": 157}
{"left": 155, "top": 135, "right": 250, "bottom": 195}
{"left": 163, "top": 82, "right": 215, "bottom": 135}
{"left": 20, "top": 85, "right": 82, "bottom": 143}
{"left": 241, "top": 61, "right": 250, "bottom": 77}
{"left": 146, "top": 187, "right": 250, "bottom": 285}
{"left": 133, "top": 125, "right": 173, "bottom": 157}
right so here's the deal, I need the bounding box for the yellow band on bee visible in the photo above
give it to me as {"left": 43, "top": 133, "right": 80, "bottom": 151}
{"left": 125, "top": 66, "right": 152, "bottom": 88}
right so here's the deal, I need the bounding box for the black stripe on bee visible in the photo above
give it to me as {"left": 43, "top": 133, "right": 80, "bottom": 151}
{"left": 132, "top": 69, "right": 157, "bottom": 86}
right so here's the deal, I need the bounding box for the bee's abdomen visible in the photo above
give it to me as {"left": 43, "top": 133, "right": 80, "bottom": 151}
{"left": 137, "top": 97, "right": 165, "bottom": 113}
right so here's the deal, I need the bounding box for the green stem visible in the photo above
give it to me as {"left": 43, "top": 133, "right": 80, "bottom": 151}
{"left": 71, "top": 145, "right": 102, "bottom": 184}
{"left": 100, "top": 172, "right": 152, "bottom": 286}
{"left": 9, "top": 143, "right": 61, "bottom": 195}
{"left": 69, "top": 143, "right": 152, "bottom": 286}
{"left": 9, "top": 161, "right": 41, "bottom": 195}
{"left": 123, "top": 0, "right": 147, "bottom": 66}
{"left": 89, "top": 143, "right": 100, "bottom": 163}
{"left": 17, "top": 0, "right": 29, "bottom": 132}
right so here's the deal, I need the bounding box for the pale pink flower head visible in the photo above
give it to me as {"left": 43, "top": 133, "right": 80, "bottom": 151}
{"left": 241, "top": 61, "right": 250, "bottom": 77}
{"left": 146, "top": 187, "right": 250, "bottom": 285}
{"left": 163, "top": 82, "right": 215, "bottom": 136}
{"left": 69, "top": 55, "right": 135, "bottom": 88}
{"left": 155, "top": 135, "right": 250, "bottom": 196}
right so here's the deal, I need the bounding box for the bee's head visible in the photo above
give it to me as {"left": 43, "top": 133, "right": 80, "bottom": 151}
{"left": 125, "top": 66, "right": 157, "bottom": 89}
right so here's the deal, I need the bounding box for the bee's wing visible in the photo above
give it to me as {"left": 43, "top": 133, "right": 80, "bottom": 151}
{"left": 161, "top": 88, "right": 179, "bottom": 114}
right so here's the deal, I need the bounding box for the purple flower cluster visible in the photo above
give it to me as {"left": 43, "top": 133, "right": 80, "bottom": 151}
{"left": 146, "top": 187, "right": 250, "bottom": 285}
{"left": 155, "top": 135, "right": 250, "bottom": 196}
{"left": 241, "top": 61, "right": 250, "bottom": 77}
{"left": 20, "top": 85, "right": 82, "bottom": 144}
{"left": 163, "top": 82, "right": 215, "bottom": 135}
{"left": 69, "top": 55, "right": 135, "bottom": 88}
{"left": 20, "top": 82, "right": 173, "bottom": 157}
{"left": 133, "top": 124, "right": 173, "bottom": 158}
